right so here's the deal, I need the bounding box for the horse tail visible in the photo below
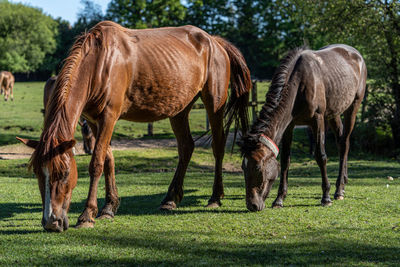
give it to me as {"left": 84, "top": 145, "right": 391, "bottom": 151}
{"left": 213, "top": 36, "right": 252, "bottom": 140}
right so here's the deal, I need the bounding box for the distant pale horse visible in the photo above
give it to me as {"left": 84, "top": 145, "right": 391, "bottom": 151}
{"left": 0, "top": 71, "right": 15, "bottom": 101}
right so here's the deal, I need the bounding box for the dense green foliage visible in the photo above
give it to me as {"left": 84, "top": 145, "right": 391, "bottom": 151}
{"left": 107, "top": 0, "right": 186, "bottom": 28}
{"left": 0, "top": 1, "right": 57, "bottom": 73}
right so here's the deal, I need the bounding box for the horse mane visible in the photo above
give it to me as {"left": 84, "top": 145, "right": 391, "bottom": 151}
{"left": 29, "top": 23, "right": 107, "bottom": 179}
{"left": 240, "top": 46, "right": 307, "bottom": 156}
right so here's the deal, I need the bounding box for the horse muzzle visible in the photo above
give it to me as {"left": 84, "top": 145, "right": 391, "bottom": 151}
{"left": 42, "top": 213, "right": 69, "bottom": 232}
{"left": 246, "top": 198, "right": 265, "bottom": 212}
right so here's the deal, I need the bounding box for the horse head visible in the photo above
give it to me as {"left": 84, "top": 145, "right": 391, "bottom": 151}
{"left": 240, "top": 136, "right": 279, "bottom": 212}
{"left": 17, "top": 137, "right": 77, "bottom": 232}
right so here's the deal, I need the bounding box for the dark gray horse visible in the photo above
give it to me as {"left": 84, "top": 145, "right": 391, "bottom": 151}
{"left": 240, "top": 44, "right": 367, "bottom": 211}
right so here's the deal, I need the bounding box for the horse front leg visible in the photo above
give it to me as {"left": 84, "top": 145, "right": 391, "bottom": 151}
{"left": 10, "top": 83, "right": 13, "bottom": 101}
{"left": 272, "top": 124, "right": 294, "bottom": 208}
{"left": 312, "top": 114, "right": 332, "bottom": 206}
{"left": 76, "top": 114, "right": 117, "bottom": 228}
{"left": 98, "top": 146, "right": 120, "bottom": 219}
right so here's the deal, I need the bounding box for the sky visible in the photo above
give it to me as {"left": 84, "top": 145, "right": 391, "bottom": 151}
{"left": 11, "top": 0, "right": 111, "bottom": 24}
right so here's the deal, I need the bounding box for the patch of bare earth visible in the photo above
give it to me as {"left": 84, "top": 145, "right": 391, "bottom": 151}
{"left": 0, "top": 134, "right": 241, "bottom": 172}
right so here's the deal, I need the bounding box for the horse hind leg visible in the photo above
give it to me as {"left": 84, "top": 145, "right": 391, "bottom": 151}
{"left": 329, "top": 115, "right": 346, "bottom": 200}
{"left": 200, "top": 90, "right": 227, "bottom": 208}
{"left": 333, "top": 98, "right": 362, "bottom": 200}
{"left": 312, "top": 113, "right": 332, "bottom": 206}
{"left": 160, "top": 103, "right": 195, "bottom": 210}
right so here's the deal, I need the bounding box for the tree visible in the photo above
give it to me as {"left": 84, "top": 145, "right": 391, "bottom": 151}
{"left": 75, "top": 0, "right": 105, "bottom": 32}
{"left": 0, "top": 1, "right": 58, "bottom": 73}
{"left": 106, "top": 0, "right": 186, "bottom": 29}
{"left": 185, "top": 0, "right": 234, "bottom": 35}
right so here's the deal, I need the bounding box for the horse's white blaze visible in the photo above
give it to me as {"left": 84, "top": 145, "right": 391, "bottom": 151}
{"left": 42, "top": 167, "right": 52, "bottom": 222}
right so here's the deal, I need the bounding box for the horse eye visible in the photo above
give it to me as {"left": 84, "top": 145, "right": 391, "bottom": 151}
{"left": 62, "top": 171, "right": 70, "bottom": 183}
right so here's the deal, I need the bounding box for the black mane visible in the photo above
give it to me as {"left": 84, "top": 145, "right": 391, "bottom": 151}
{"left": 240, "top": 46, "right": 307, "bottom": 156}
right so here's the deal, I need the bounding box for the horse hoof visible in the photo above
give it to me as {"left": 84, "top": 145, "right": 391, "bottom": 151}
{"left": 272, "top": 204, "right": 283, "bottom": 209}
{"left": 97, "top": 213, "right": 114, "bottom": 220}
{"left": 75, "top": 221, "right": 95, "bottom": 229}
{"left": 321, "top": 200, "right": 332, "bottom": 207}
{"left": 206, "top": 202, "right": 221, "bottom": 208}
{"left": 159, "top": 201, "right": 176, "bottom": 210}
{"left": 335, "top": 195, "right": 344, "bottom": 200}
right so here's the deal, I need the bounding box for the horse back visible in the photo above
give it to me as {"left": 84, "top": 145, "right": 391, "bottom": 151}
{"left": 295, "top": 45, "right": 366, "bottom": 119}
{"left": 91, "top": 23, "right": 215, "bottom": 122}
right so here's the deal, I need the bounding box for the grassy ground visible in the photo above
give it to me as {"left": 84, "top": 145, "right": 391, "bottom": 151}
{"left": 0, "top": 82, "right": 399, "bottom": 266}
{"left": 0, "top": 147, "right": 399, "bottom": 266}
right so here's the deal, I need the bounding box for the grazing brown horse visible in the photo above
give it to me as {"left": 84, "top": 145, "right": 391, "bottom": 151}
{"left": 0, "top": 71, "right": 15, "bottom": 101}
{"left": 17, "top": 21, "right": 251, "bottom": 231}
{"left": 240, "top": 44, "right": 367, "bottom": 211}
{"left": 43, "top": 76, "right": 96, "bottom": 155}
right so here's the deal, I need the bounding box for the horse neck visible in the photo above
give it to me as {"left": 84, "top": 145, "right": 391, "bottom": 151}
{"left": 262, "top": 81, "right": 298, "bottom": 146}
{"left": 43, "top": 80, "right": 87, "bottom": 143}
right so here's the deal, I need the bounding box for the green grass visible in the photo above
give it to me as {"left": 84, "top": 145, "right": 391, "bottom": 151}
{"left": 0, "top": 82, "right": 399, "bottom": 266}
{"left": 0, "top": 147, "right": 399, "bottom": 266}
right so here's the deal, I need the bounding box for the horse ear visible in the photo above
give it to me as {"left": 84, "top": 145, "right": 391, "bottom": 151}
{"left": 16, "top": 136, "right": 39, "bottom": 149}
{"left": 58, "top": 139, "right": 77, "bottom": 154}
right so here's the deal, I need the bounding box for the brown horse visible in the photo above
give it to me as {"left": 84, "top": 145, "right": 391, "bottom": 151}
{"left": 43, "top": 76, "right": 96, "bottom": 155}
{"left": 0, "top": 71, "right": 15, "bottom": 101}
{"left": 240, "top": 44, "right": 367, "bottom": 211}
{"left": 17, "top": 21, "right": 251, "bottom": 231}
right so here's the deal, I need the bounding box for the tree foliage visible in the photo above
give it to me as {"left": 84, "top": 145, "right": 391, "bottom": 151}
{"left": 0, "top": 1, "right": 57, "bottom": 72}
{"left": 106, "top": 0, "right": 186, "bottom": 28}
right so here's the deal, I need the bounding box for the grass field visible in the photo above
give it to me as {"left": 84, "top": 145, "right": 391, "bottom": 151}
{"left": 0, "top": 82, "right": 399, "bottom": 266}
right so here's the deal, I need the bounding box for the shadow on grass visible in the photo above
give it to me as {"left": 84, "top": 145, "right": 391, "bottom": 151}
{"left": 2, "top": 227, "right": 399, "bottom": 265}
{"left": 0, "top": 202, "right": 41, "bottom": 220}
{"left": 0, "top": 190, "right": 246, "bottom": 223}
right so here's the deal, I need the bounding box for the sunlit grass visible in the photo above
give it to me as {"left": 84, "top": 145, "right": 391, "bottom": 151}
{"left": 0, "top": 146, "right": 399, "bottom": 266}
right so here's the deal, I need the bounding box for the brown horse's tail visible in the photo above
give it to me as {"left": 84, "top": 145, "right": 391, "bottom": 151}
{"left": 213, "top": 36, "right": 252, "bottom": 142}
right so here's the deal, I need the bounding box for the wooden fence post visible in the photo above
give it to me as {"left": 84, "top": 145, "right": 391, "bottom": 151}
{"left": 147, "top": 122, "right": 153, "bottom": 136}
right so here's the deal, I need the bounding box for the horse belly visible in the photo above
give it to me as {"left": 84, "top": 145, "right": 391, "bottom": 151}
{"left": 324, "top": 83, "right": 358, "bottom": 118}
{"left": 119, "top": 82, "right": 202, "bottom": 122}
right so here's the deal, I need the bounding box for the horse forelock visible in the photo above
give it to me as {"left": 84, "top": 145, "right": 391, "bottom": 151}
{"left": 240, "top": 46, "right": 307, "bottom": 156}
